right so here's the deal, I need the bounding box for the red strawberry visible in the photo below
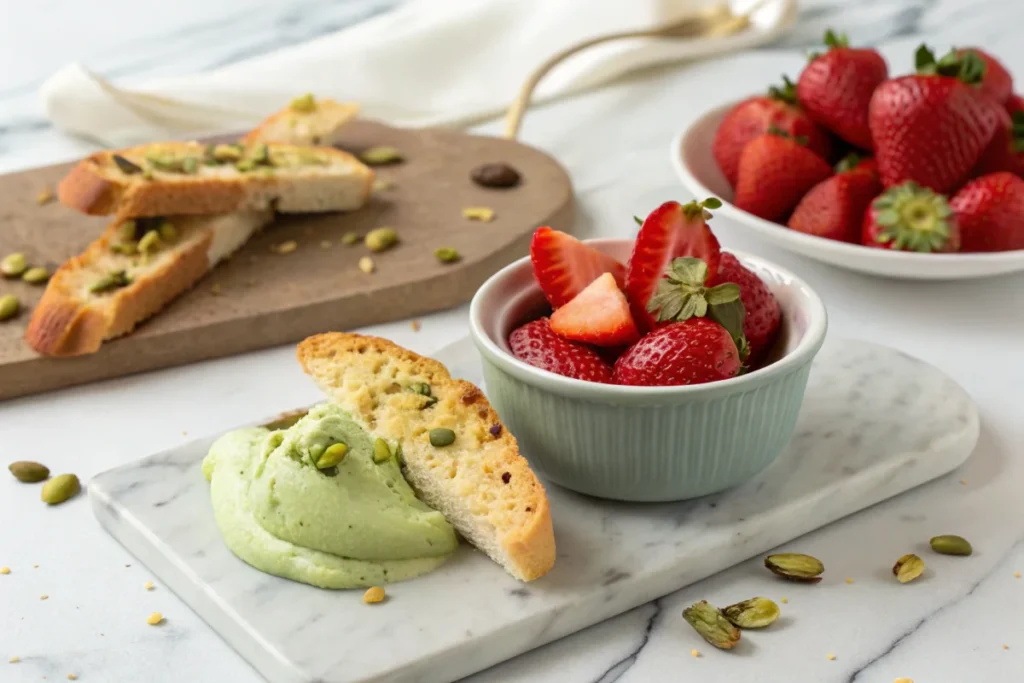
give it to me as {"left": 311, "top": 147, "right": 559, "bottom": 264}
{"left": 971, "top": 106, "right": 1024, "bottom": 178}
{"left": 788, "top": 153, "right": 883, "bottom": 242}
{"left": 1008, "top": 94, "right": 1024, "bottom": 116}
{"left": 734, "top": 131, "right": 833, "bottom": 222}
{"left": 949, "top": 172, "right": 1024, "bottom": 252}
{"left": 550, "top": 273, "right": 640, "bottom": 347}
{"left": 625, "top": 199, "right": 722, "bottom": 331}
{"left": 712, "top": 77, "right": 833, "bottom": 186}
{"left": 861, "top": 182, "right": 960, "bottom": 252}
{"left": 956, "top": 47, "right": 1013, "bottom": 104}
{"left": 508, "top": 318, "right": 613, "bottom": 383}
{"left": 530, "top": 226, "right": 626, "bottom": 309}
{"left": 613, "top": 319, "right": 741, "bottom": 387}
{"left": 796, "top": 29, "right": 888, "bottom": 149}
{"left": 869, "top": 45, "right": 1001, "bottom": 193}
{"left": 709, "top": 253, "right": 781, "bottom": 364}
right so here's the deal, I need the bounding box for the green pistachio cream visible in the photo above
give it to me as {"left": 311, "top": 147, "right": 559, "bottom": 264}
{"left": 202, "top": 403, "right": 457, "bottom": 589}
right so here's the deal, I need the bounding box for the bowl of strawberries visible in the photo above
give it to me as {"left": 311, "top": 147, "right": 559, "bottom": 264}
{"left": 673, "top": 31, "right": 1024, "bottom": 280}
{"left": 469, "top": 199, "right": 827, "bottom": 502}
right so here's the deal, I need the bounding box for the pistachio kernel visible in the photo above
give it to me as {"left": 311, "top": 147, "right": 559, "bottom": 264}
{"left": 434, "top": 247, "right": 461, "bottom": 264}
{"left": 235, "top": 159, "right": 256, "bottom": 172}
{"left": 0, "top": 567, "right": 9, "bottom": 575}
{"left": 0, "top": 294, "right": 20, "bottom": 322}
{"left": 274, "top": 241, "right": 298, "bottom": 255}
{"left": 341, "top": 232, "right": 362, "bottom": 246}
{"left": 372, "top": 178, "right": 394, "bottom": 193}
{"left": 118, "top": 220, "right": 138, "bottom": 242}
{"left": 111, "top": 243, "right": 138, "bottom": 256}
{"left": 36, "top": 187, "right": 55, "bottom": 205}
{"left": 138, "top": 230, "right": 162, "bottom": 254}
{"left": 213, "top": 144, "right": 243, "bottom": 162}
{"left": 146, "top": 612, "right": 164, "bottom": 625}
{"left": 462, "top": 206, "right": 495, "bottom": 222}
{"left": 181, "top": 157, "right": 199, "bottom": 174}
{"left": 359, "top": 146, "right": 403, "bottom": 166}
{"left": 410, "top": 382, "right": 432, "bottom": 397}
{"left": 358, "top": 256, "right": 375, "bottom": 274}
{"left": 682, "top": 600, "right": 741, "bottom": 650}
{"left": 429, "top": 428, "right": 456, "bottom": 448}
{"left": 112, "top": 154, "right": 143, "bottom": 175}
{"left": 1, "top": 253, "right": 27, "bottom": 278}
{"left": 9, "top": 461, "right": 50, "bottom": 483}
{"left": 158, "top": 221, "right": 177, "bottom": 242}
{"left": 929, "top": 534, "right": 973, "bottom": 556}
{"left": 365, "top": 227, "right": 399, "bottom": 253}
{"left": 764, "top": 553, "right": 825, "bottom": 583}
{"left": 721, "top": 597, "right": 780, "bottom": 629}
{"left": 252, "top": 143, "right": 271, "bottom": 166}
{"left": 41, "top": 473, "right": 81, "bottom": 505}
{"left": 373, "top": 438, "right": 392, "bottom": 464}
{"left": 363, "top": 586, "right": 386, "bottom": 604}
{"left": 289, "top": 93, "right": 316, "bottom": 112}
{"left": 20, "top": 266, "right": 49, "bottom": 284}
{"left": 89, "top": 270, "right": 131, "bottom": 294}
{"left": 893, "top": 553, "right": 925, "bottom": 583}
{"left": 317, "top": 443, "right": 348, "bottom": 470}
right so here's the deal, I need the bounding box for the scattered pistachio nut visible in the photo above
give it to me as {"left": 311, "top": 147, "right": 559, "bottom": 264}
{"left": 212, "top": 144, "right": 243, "bottom": 162}
{"left": 0, "top": 294, "right": 20, "bottom": 322}
{"left": 236, "top": 159, "right": 256, "bottom": 172}
{"left": 36, "top": 187, "right": 54, "bottom": 205}
{"left": 359, "top": 146, "right": 403, "bottom": 166}
{"left": 470, "top": 162, "right": 522, "bottom": 188}
{"left": 341, "top": 232, "right": 362, "bottom": 246}
{"left": 317, "top": 443, "right": 348, "bottom": 470}
{"left": 181, "top": 157, "right": 199, "bottom": 174}
{"left": 138, "top": 230, "right": 162, "bottom": 254}
{"left": 22, "top": 266, "right": 50, "bottom": 284}
{"left": 290, "top": 93, "right": 316, "bottom": 112}
{"left": 410, "top": 382, "right": 432, "bottom": 397}
{"left": 764, "top": 553, "right": 825, "bottom": 583}
{"left": 1, "top": 253, "right": 27, "bottom": 278}
{"left": 147, "top": 611, "right": 164, "bottom": 625}
{"left": 434, "top": 247, "right": 461, "bottom": 264}
{"left": 358, "top": 256, "right": 375, "bottom": 274}
{"left": 0, "top": 567, "right": 9, "bottom": 575}
{"left": 893, "top": 553, "right": 925, "bottom": 584}
{"left": 721, "top": 597, "right": 780, "bottom": 629}
{"left": 119, "top": 220, "right": 138, "bottom": 242}
{"left": 428, "top": 428, "right": 456, "bottom": 448}
{"left": 9, "top": 461, "right": 50, "bottom": 483}
{"left": 373, "top": 438, "right": 392, "bottom": 464}
{"left": 68, "top": 674, "right": 78, "bottom": 681}
{"left": 89, "top": 270, "right": 131, "bottom": 294}
{"left": 113, "top": 154, "right": 143, "bottom": 175}
{"left": 363, "top": 586, "right": 386, "bottom": 604}
{"left": 930, "top": 534, "right": 973, "bottom": 556}
{"left": 365, "top": 227, "right": 398, "bottom": 253}
{"left": 158, "top": 221, "right": 177, "bottom": 242}
{"left": 41, "top": 474, "right": 80, "bottom": 505}
{"left": 682, "top": 600, "right": 741, "bottom": 650}
{"left": 274, "top": 240, "right": 298, "bottom": 255}
{"left": 252, "top": 143, "right": 271, "bottom": 166}
{"left": 462, "top": 206, "right": 495, "bottom": 222}
{"left": 372, "top": 178, "right": 394, "bottom": 193}
{"left": 111, "top": 242, "right": 138, "bottom": 256}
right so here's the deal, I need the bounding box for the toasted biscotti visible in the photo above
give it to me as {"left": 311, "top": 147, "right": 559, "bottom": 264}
{"left": 57, "top": 141, "right": 374, "bottom": 218}
{"left": 25, "top": 210, "right": 272, "bottom": 357}
{"left": 297, "top": 333, "right": 556, "bottom": 582}
{"left": 242, "top": 96, "right": 359, "bottom": 146}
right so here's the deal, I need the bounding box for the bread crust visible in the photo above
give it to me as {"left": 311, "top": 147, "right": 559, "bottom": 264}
{"left": 242, "top": 99, "right": 360, "bottom": 146}
{"left": 296, "top": 332, "right": 556, "bottom": 582}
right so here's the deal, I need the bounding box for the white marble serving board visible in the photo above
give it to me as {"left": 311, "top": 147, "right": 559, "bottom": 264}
{"left": 88, "top": 336, "right": 978, "bottom": 683}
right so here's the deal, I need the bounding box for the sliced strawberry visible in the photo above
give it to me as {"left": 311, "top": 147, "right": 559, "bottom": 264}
{"left": 624, "top": 199, "right": 722, "bottom": 331}
{"left": 529, "top": 227, "right": 626, "bottom": 309}
{"left": 550, "top": 273, "right": 640, "bottom": 347}
{"left": 508, "top": 318, "right": 614, "bottom": 383}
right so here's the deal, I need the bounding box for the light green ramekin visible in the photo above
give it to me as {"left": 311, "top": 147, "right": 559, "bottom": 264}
{"left": 469, "top": 240, "right": 828, "bottom": 502}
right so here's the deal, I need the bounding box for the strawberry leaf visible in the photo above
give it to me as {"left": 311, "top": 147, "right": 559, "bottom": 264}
{"left": 917, "top": 44, "right": 987, "bottom": 85}
{"left": 707, "top": 299, "right": 749, "bottom": 362}
{"left": 1011, "top": 112, "right": 1024, "bottom": 153}
{"left": 767, "top": 75, "right": 798, "bottom": 104}
{"left": 823, "top": 28, "right": 849, "bottom": 49}
{"left": 633, "top": 215, "right": 643, "bottom": 226}
{"left": 835, "top": 153, "right": 862, "bottom": 173}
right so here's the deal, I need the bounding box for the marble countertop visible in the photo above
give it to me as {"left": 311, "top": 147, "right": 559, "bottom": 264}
{"left": 3, "top": 1, "right": 1024, "bottom": 682}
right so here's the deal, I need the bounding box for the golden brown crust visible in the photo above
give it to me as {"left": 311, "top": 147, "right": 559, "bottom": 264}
{"left": 57, "top": 156, "right": 123, "bottom": 216}
{"left": 296, "top": 332, "right": 556, "bottom": 582}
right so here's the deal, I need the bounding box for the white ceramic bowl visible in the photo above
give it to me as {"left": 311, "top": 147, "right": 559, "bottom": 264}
{"left": 673, "top": 100, "right": 1024, "bottom": 280}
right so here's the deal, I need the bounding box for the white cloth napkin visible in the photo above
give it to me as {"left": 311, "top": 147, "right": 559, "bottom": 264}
{"left": 40, "top": 0, "right": 795, "bottom": 148}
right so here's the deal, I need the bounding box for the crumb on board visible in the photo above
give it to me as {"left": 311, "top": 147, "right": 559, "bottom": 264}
{"left": 462, "top": 206, "right": 495, "bottom": 222}
{"left": 67, "top": 674, "right": 77, "bottom": 680}
{"left": 147, "top": 612, "right": 164, "bottom": 626}
{"left": 780, "top": 597, "right": 788, "bottom": 604}
{"left": 959, "top": 479, "right": 967, "bottom": 485}
{"left": 359, "top": 256, "right": 375, "bottom": 274}
{"left": 39, "top": 595, "right": 48, "bottom": 600}
{"left": 1015, "top": 572, "right": 1021, "bottom": 579}
{"left": 893, "top": 678, "right": 914, "bottom": 683}
{"left": 210, "top": 284, "right": 223, "bottom": 296}
{"left": 411, "top": 320, "right": 421, "bottom": 332}
{"left": 273, "top": 240, "right": 298, "bottom": 255}
{"left": 0, "top": 567, "right": 9, "bottom": 575}
{"left": 320, "top": 240, "right": 332, "bottom": 249}
{"left": 9, "top": 656, "right": 19, "bottom": 663}
{"left": 690, "top": 649, "right": 700, "bottom": 658}
{"left": 36, "top": 188, "right": 54, "bottom": 205}
{"left": 845, "top": 578, "right": 854, "bottom": 584}
{"left": 827, "top": 653, "right": 836, "bottom": 661}
{"left": 144, "top": 581, "right": 154, "bottom": 591}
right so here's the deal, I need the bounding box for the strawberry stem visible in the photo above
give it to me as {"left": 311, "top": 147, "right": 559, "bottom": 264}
{"left": 835, "top": 153, "right": 862, "bottom": 173}
{"left": 767, "top": 75, "right": 798, "bottom": 104}
{"left": 869, "top": 182, "right": 956, "bottom": 252}
{"left": 766, "top": 126, "right": 809, "bottom": 146}
{"left": 915, "top": 44, "right": 987, "bottom": 85}
{"left": 1011, "top": 112, "right": 1024, "bottom": 154}
{"left": 823, "top": 28, "right": 849, "bottom": 49}
{"left": 680, "top": 197, "right": 723, "bottom": 219}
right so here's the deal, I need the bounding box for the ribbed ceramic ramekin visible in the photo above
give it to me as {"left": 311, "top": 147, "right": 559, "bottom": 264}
{"left": 469, "top": 240, "right": 828, "bottom": 502}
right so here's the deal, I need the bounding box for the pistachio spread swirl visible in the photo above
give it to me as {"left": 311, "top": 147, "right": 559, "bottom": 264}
{"left": 202, "top": 403, "right": 457, "bottom": 589}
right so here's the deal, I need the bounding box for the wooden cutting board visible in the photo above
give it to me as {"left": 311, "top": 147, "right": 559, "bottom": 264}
{"left": 0, "top": 121, "right": 574, "bottom": 401}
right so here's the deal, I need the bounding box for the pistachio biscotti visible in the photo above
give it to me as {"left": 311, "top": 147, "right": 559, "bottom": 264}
{"left": 296, "top": 333, "right": 557, "bottom": 582}
{"left": 243, "top": 96, "right": 360, "bottom": 147}
{"left": 57, "top": 141, "right": 374, "bottom": 218}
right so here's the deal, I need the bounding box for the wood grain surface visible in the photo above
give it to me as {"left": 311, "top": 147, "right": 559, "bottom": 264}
{"left": 0, "top": 121, "right": 574, "bottom": 400}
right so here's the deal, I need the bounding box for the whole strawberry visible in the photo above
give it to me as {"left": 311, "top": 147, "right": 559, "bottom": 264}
{"left": 950, "top": 172, "right": 1024, "bottom": 252}
{"left": 869, "top": 45, "right": 1001, "bottom": 193}
{"left": 614, "top": 319, "right": 741, "bottom": 386}
{"left": 788, "top": 153, "right": 883, "bottom": 242}
{"left": 861, "top": 182, "right": 960, "bottom": 252}
{"left": 797, "top": 29, "right": 888, "bottom": 149}
{"left": 709, "top": 253, "right": 781, "bottom": 364}
{"left": 971, "top": 106, "right": 1024, "bottom": 178}
{"left": 734, "top": 130, "right": 833, "bottom": 221}
{"left": 712, "top": 76, "right": 832, "bottom": 186}
{"left": 956, "top": 47, "right": 1013, "bottom": 104}
{"left": 508, "top": 317, "right": 613, "bottom": 383}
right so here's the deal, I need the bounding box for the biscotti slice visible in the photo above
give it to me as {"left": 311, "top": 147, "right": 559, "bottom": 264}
{"left": 242, "top": 96, "right": 359, "bottom": 146}
{"left": 57, "top": 141, "right": 373, "bottom": 218}
{"left": 25, "top": 210, "right": 272, "bottom": 357}
{"left": 296, "top": 333, "right": 556, "bottom": 582}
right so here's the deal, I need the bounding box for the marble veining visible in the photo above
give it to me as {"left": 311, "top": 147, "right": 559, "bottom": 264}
{"left": 88, "top": 337, "right": 977, "bottom": 683}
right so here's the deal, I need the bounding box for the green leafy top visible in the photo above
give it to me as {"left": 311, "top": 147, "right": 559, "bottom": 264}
{"left": 869, "top": 182, "right": 956, "bottom": 253}
{"left": 766, "top": 125, "right": 809, "bottom": 146}
{"left": 915, "top": 45, "right": 987, "bottom": 85}
{"left": 835, "top": 153, "right": 862, "bottom": 173}
{"left": 1011, "top": 111, "right": 1024, "bottom": 154}
{"left": 646, "top": 257, "right": 749, "bottom": 360}
{"left": 633, "top": 197, "right": 722, "bottom": 227}
{"left": 767, "top": 75, "right": 798, "bottom": 104}
{"left": 823, "top": 28, "right": 849, "bottom": 49}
